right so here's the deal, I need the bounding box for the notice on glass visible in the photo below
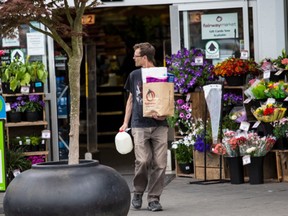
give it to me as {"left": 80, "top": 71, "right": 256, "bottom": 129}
{"left": 27, "top": 32, "right": 45, "bottom": 56}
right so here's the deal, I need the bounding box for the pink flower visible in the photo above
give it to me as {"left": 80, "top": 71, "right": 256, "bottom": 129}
{"left": 0, "top": 50, "right": 4, "bottom": 56}
{"left": 281, "top": 58, "right": 288, "bottom": 65}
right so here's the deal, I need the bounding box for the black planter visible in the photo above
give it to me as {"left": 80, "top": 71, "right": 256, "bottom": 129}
{"left": 225, "top": 75, "right": 246, "bottom": 86}
{"left": 4, "top": 160, "right": 131, "bottom": 216}
{"left": 25, "top": 111, "right": 40, "bottom": 121}
{"left": 8, "top": 112, "right": 22, "bottom": 123}
{"left": 30, "top": 81, "right": 44, "bottom": 93}
{"left": 178, "top": 162, "right": 194, "bottom": 174}
{"left": 247, "top": 156, "right": 264, "bottom": 184}
{"left": 2, "top": 82, "right": 20, "bottom": 94}
{"left": 226, "top": 156, "right": 244, "bottom": 184}
{"left": 269, "top": 70, "right": 286, "bottom": 82}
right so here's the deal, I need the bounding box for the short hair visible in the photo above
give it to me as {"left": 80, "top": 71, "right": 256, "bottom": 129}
{"left": 133, "top": 42, "right": 156, "bottom": 63}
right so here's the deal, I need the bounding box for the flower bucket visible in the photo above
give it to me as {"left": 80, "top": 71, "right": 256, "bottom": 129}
{"left": 226, "top": 156, "right": 244, "bottom": 184}
{"left": 25, "top": 111, "right": 40, "bottom": 121}
{"left": 225, "top": 75, "right": 246, "bottom": 86}
{"left": 178, "top": 162, "right": 194, "bottom": 174}
{"left": 247, "top": 156, "right": 264, "bottom": 184}
{"left": 8, "top": 112, "right": 22, "bottom": 123}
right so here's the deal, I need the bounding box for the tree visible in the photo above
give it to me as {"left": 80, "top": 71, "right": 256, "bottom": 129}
{"left": 0, "top": 0, "right": 102, "bottom": 165}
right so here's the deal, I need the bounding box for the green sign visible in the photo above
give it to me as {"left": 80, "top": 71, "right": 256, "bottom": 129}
{"left": 0, "top": 121, "right": 6, "bottom": 191}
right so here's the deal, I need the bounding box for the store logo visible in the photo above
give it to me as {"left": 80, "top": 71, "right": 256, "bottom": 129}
{"left": 146, "top": 89, "right": 155, "bottom": 101}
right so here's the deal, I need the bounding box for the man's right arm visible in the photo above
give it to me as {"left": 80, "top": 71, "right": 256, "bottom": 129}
{"left": 119, "top": 93, "right": 133, "bottom": 131}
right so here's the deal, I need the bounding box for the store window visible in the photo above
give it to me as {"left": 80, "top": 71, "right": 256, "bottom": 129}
{"left": 179, "top": 7, "right": 254, "bottom": 62}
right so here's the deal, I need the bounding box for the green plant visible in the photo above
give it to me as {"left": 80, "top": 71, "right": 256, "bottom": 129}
{"left": 2, "top": 58, "right": 31, "bottom": 91}
{"left": 272, "top": 118, "right": 288, "bottom": 139}
{"left": 171, "top": 139, "right": 193, "bottom": 164}
{"left": 6, "top": 148, "right": 31, "bottom": 183}
{"left": 22, "top": 94, "right": 45, "bottom": 112}
{"left": 222, "top": 114, "right": 240, "bottom": 131}
{"left": 30, "top": 136, "right": 41, "bottom": 146}
{"left": 29, "top": 60, "right": 48, "bottom": 83}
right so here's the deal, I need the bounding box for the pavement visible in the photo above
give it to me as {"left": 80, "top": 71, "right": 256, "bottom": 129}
{"left": 1, "top": 176, "right": 288, "bottom": 216}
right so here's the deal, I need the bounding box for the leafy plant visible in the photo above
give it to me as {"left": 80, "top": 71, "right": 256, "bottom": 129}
{"left": 30, "top": 136, "right": 41, "bottom": 146}
{"left": 22, "top": 94, "right": 45, "bottom": 112}
{"left": 272, "top": 118, "right": 288, "bottom": 139}
{"left": 171, "top": 138, "right": 193, "bottom": 164}
{"left": 6, "top": 148, "right": 31, "bottom": 183}
{"left": 29, "top": 60, "right": 48, "bottom": 83}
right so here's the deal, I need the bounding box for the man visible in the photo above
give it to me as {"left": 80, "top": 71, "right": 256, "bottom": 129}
{"left": 119, "top": 42, "right": 168, "bottom": 212}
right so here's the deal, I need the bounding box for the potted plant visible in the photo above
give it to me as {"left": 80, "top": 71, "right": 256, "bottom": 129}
{"left": 30, "top": 135, "right": 41, "bottom": 151}
{"left": 166, "top": 48, "right": 215, "bottom": 94}
{"left": 0, "top": 1, "right": 131, "bottom": 215}
{"left": 171, "top": 137, "right": 194, "bottom": 174}
{"left": 22, "top": 94, "right": 45, "bottom": 121}
{"left": 1, "top": 58, "right": 31, "bottom": 93}
{"left": 29, "top": 59, "right": 48, "bottom": 93}
{"left": 213, "top": 57, "right": 260, "bottom": 86}
{"left": 7, "top": 96, "right": 26, "bottom": 122}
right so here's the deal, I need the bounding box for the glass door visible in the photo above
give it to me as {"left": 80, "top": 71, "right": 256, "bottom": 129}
{"left": 169, "top": 1, "right": 257, "bottom": 62}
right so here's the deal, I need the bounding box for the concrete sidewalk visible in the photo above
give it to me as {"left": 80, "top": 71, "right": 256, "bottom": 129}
{"left": 1, "top": 177, "right": 288, "bottom": 216}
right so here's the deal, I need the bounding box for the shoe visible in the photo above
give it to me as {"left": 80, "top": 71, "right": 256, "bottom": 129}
{"left": 148, "top": 201, "right": 163, "bottom": 212}
{"left": 131, "top": 193, "right": 143, "bottom": 209}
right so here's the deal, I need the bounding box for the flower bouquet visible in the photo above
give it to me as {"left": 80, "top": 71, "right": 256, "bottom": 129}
{"left": 166, "top": 48, "right": 215, "bottom": 94}
{"left": 212, "top": 130, "right": 247, "bottom": 157}
{"left": 251, "top": 102, "right": 286, "bottom": 122}
{"left": 272, "top": 117, "right": 288, "bottom": 139}
{"left": 238, "top": 132, "right": 276, "bottom": 157}
{"left": 273, "top": 49, "right": 288, "bottom": 70}
{"left": 171, "top": 137, "right": 193, "bottom": 164}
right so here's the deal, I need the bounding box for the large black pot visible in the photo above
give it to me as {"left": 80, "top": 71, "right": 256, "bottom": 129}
{"left": 4, "top": 160, "right": 131, "bottom": 216}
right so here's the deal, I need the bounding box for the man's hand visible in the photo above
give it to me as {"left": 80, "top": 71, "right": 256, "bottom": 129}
{"left": 152, "top": 113, "right": 166, "bottom": 121}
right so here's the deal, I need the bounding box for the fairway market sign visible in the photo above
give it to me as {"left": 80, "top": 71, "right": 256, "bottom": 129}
{"left": 201, "top": 13, "right": 238, "bottom": 40}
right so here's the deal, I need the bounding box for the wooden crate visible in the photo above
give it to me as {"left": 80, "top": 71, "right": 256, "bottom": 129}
{"left": 193, "top": 151, "right": 226, "bottom": 180}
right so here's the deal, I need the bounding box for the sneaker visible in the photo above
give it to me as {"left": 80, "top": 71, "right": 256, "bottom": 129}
{"left": 148, "top": 201, "right": 163, "bottom": 212}
{"left": 131, "top": 193, "right": 143, "bottom": 209}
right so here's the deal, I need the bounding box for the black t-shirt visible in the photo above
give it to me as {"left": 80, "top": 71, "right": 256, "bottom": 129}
{"left": 124, "top": 68, "right": 168, "bottom": 128}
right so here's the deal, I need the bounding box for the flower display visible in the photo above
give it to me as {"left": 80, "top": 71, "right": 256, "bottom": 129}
{"left": 166, "top": 48, "right": 215, "bottom": 94}
{"left": 212, "top": 130, "right": 246, "bottom": 157}
{"left": 167, "top": 98, "right": 192, "bottom": 135}
{"left": 212, "top": 57, "right": 260, "bottom": 77}
{"left": 9, "top": 96, "right": 26, "bottom": 112}
{"left": 27, "top": 155, "right": 46, "bottom": 165}
{"left": 238, "top": 132, "right": 276, "bottom": 157}
{"left": 22, "top": 94, "right": 45, "bottom": 112}
{"left": 273, "top": 49, "right": 288, "bottom": 70}
{"left": 223, "top": 93, "right": 243, "bottom": 107}
{"left": 272, "top": 117, "right": 288, "bottom": 139}
{"left": 171, "top": 137, "right": 193, "bottom": 164}
{"left": 189, "top": 118, "right": 212, "bottom": 152}
{"left": 252, "top": 102, "right": 286, "bottom": 122}
{"left": 213, "top": 130, "right": 276, "bottom": 157}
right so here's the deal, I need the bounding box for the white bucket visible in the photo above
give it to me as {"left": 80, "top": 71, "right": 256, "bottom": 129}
{"left": 115, "top": 131, "right": 133, "bottom": 154}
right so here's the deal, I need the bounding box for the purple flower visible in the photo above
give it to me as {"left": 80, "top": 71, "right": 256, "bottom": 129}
{"left": 194, "top": 135, "right": 210, "bottom": 152}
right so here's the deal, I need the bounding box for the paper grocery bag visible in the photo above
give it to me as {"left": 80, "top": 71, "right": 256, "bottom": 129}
{"left": 143, "top": 82, "right": 174, "bottom": 117}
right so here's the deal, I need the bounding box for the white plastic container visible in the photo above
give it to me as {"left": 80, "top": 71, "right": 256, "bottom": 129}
{"left": 115, "top": 131, "right": 133, "bottom": 154}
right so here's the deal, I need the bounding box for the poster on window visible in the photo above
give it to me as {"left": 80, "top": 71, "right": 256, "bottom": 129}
{"left": 201, "top": 13, "right": 238, "bottom": 40}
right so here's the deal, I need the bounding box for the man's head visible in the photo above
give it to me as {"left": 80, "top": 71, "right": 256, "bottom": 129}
{"left": 133, "top": 42, "right": 156, "bottom": 68}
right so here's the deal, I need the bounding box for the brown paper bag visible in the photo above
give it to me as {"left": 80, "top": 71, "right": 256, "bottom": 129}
{"left": 143, "top": 82, "right": 174, "bottom": 117}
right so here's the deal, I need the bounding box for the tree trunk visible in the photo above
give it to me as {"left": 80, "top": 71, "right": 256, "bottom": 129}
{"left": 67, "top": 53, "right": 82, "bottom": 164}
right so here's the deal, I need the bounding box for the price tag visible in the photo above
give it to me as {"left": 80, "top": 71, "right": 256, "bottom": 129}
{"left": 240, "top": 50, "right": 249, "bottom": 59}
{"left": 243, "top": 98, "right": 252, "bottom": 104}
{"left": 252, "top": 121, "right": 261, "bottom": 128}
{"left": 42, "top": 130, "right": 51, "bottom": 139}
{"left": 186, "top": 93, "right": 191, "bottom": 102}
{"left": 266, "top": 98, "right": 276, "bottom": 104}
{"left": 6, "top": 103, "right": 11, "bottom": 112}
{"left": 242, "top": 155, "right": 251, "bottom": 165}
{"left": 195, "top": 56, "right": 203, "bottom": 65}
{"left": 21, "top": 86, "right": 30, "bottom": 94}
{"left": 263, "top": 70, "right": 271, "bottom": 79}
{"left": 13, "top": 169, "right": 21, "bottom": 177}
{"left": 240, "top": 121, "right": 250, "bottom": 131}
{"left": 275, "top": 69, "right": 283, "bottom": 76}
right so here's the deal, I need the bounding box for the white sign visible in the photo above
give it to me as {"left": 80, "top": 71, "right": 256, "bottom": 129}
{"left": 27, "top": 33, "right": 45, "bottom": 56}
{"left": 205, "top": 40, "right": 219, "bottom": 59}
{"left": 201, "top": 13, "right": 238, "bottom": 40}
{"left": 11, "top": 49, "right": 25, "bottom": 63}
{"left": 2, "top": 29, "right": 20, "bottom": 47}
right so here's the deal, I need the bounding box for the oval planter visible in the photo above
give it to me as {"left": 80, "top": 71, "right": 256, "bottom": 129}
{"left": 4, "top": 160, "right": 131, "bottom": 216}
{"left": 7, "top": 112, "right": 22, "bottom": 123}
{"left": 247, "top": 156, "right": 264, "bottom": 185}
{"left": 225, "top": 156, "right": 244, "bottom": 184}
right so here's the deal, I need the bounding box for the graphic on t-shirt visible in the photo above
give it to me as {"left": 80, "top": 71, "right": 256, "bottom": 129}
{"left": 146, "top": 89, "right": 155, "bottom": 101}
{"left": 136, "top": 81, "right": 143, "bottom": 104}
